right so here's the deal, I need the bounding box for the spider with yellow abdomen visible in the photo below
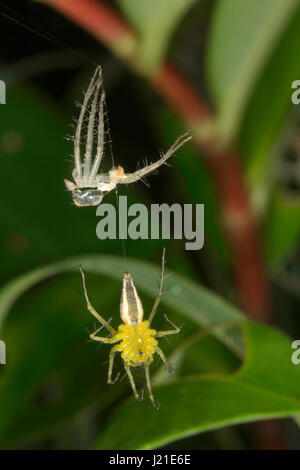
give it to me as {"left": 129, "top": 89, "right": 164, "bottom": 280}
{"left": 79, "top": 249, "right": 180, "bottom": 409}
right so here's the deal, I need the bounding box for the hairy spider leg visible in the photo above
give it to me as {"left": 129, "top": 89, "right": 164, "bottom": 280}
{"left": 108, "top": 344, "right": 122, "bottom": 384}
{"left": 115, "top": 131, "right": 192, "bottom": 184}
{"left": 79, "top": 265, "right": 116, "bottom": 336}
{"left": 155, "top": 345, "right": 175, "bottom": 374}
{"left": 148, "top": 248, "right": 166, "bottom": 324}
{"left": 74, "top": 66, "right": 100, "bottom": 178}
{"left": 155, "top": 313, "right": 180, "bottom": 337}
{"left": 145, "top": 365, "right": 160, "bottom": 409}
{"left": 90, "top": 88, "right": 105, "bottom": 179}
{"left": 83, "top": 68, "right": 102, "bottom": 179}
{"left": 124, "top": 362, "right": 143, "bottom": 401}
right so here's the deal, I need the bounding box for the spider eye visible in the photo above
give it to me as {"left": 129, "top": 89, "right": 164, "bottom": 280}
{"left": 72, "top": 189, "right": 103, "bottom": 207}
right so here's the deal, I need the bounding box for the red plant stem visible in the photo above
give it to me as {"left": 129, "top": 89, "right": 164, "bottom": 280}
{"left": 151, "top": 64, "right": 270, "bottom": 319}
{"left": 47, "top": 0, "right": 134, "bottom": 47}
{"left": 45, "top": 0, "right": 270, "bottom": 322}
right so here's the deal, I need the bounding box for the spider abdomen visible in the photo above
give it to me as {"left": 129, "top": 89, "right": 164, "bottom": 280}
{"left": 116, "top": 321, "right": 157, "bottom": 366}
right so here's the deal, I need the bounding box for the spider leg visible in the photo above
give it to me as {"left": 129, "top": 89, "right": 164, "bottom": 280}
{"left": 155, "top": 313, "right": 180, "bottom": 337}
{"left": 108, "top": 345, "right": 122, "bottom": 384}
{"left": 83, "top": 68, "right": 102, "bottom": 179}
{"left": 74, "top": 66, "right": 100, "bottom": 178}
{"left": 90, "top": 88, "right": 105, "bottom": 179}
{"left": 124, "top": 363, "right": 143, "bottom": 401}
{"left": 79, "top": 265, "right": 117, "bottom": 335}
{"left": 116, "top": 131, "right": 192, "bottom": 184}
{"left": 145, "top": 365, "right": 160, "bottom": 410}
{"left": 90, "top": 331, "right": 120, "bottom": 343}
{"left": 148, "top": 248, "right": 166, "bottom": 324}
{"left": 155, "top": 345, "right": 175, "bottom": 374}
{"left": 91, "top": 317, "right": 113, "bottom": 335}
{"left": 90, "top": 318, "right": 116, "bottom": 341}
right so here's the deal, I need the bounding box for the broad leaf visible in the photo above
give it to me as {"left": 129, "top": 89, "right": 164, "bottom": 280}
{"left": 0, "top": 254, "right": 244, "bottom": 447}
{"left": 117, "top": 0, "right": 195, "bottom": 70}
{"left": 0, "top": 275, "right": 125, "bottom": 447}
{"left": 238, "top": 7, "right": 300, "bottom": 263}
{"left": 95, "top": 322, "right": 300, "bottom": 449}
{"left": 0, "top": 254, "right": 245, "bottom": 355}
{"left": 207, "top": 0, "right": 299, "bottom": 141}
{"left": 1, "top": 255, "right": 298, "bottom": 450}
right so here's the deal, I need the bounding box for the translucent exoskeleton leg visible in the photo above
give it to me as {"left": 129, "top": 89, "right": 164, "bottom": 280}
{"left": 83, "top": 70, "right": 102, "bottom": 179}
{"left": 79, "top": 265, "right": 117, "bottom": 336}
{"left": 155, "top": 345, "right": 175, "bottom": 374}
{"left": 108, "top": 345, "right": 121, "bottom": 384}
{"left": 155, "top": 313, "right": 180, "bottom": 337}
{"left": 148, "top": 248, "right": 166, "bottom": 324}
{"left": 115, "top": 132, "right": 192, "bottom": 185}
{"left": 90, "top": 89, "right": 105, "bottom": 179}
{"left": 145, "top": 365, "right": 160, "bottom": 410}
{"left": 124, "top": 362, "right": 143, "bottom": 401}
{"left": 74, "top": 66, "right": 100, "bottom": 178}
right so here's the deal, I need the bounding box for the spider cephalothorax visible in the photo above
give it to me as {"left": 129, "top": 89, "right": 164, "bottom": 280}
{"left": 65, "top": 66, "right": 192, "bottom": 207}
{"left": 79, "top": 249, "right": 180, "bottom": 409}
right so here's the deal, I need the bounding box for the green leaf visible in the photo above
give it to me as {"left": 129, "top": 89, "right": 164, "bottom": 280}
{"left": 207, "top": 0, "right": 299, "bottom": 141}
{"left": 0, "top": 254, "right": 243, "bottom": 446}
{"left": 95, "top": 322, "right": 300, "bottom": 450}
{"left": 239, "top": 5, "right": 300, "bottom": 205}
{"left": 0, "top": 254, "right": 245, "bottom": 355}
{"left": 0, "top": 275, "right": 126, "bottom": 447}
{"left": 117, "top": 0, "right": 195, "bottom": 70}
{"left": 154, "top": 330, "right": 241, "bottom": 387}
{"left": 237, "top": 6, "right": 300, "bottom": 262}
{"left": 1, "top": 256, "right": 298, "bottom": 449}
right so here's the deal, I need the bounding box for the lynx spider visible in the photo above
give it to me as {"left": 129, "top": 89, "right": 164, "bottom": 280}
{"left": 65, "top": 66, "right": 192, "bottom": 207}
{"left": 79, "top": 249, "right": 180, "bottom": 409}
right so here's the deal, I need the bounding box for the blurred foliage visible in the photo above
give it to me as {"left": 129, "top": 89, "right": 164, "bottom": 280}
{"left": 207, "top": 0, "right": 299, "bottom": 142}
{"left": 238, "top": 6, "right": 300, "bottom": 264}
{"left": 117, "top": 0, "right": 196, "bottom": 71}
{"left": 96, "top": 322, "right": 300, "bottom": 449}
{"left": 2, "top": 256, "right": 300, "bottom": 450}
{"left": 0, "top": 0, "right": 300, "bottom": 450}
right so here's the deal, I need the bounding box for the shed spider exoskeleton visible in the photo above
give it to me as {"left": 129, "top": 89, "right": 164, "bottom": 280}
{"left": 79, "top": 249, "right": 180, "bottom": 409}
{"left": 65, "top": 66, "right": 192, "bottom": 207}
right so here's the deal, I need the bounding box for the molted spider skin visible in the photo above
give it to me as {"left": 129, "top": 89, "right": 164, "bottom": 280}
{"left": 66, "top": 66, "right": 192, "bottom": 206}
